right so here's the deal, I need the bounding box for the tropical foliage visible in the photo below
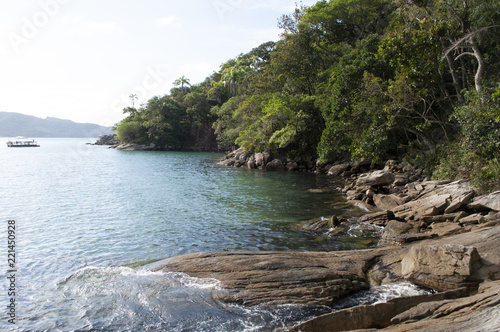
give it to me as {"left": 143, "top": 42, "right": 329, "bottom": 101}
{"left": 114, "top": 0, "right": 500, "bottom": 189}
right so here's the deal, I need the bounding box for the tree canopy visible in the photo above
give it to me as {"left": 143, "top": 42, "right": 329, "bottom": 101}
{"left": 114, "top": 0, "right": 500, "bottom": 190}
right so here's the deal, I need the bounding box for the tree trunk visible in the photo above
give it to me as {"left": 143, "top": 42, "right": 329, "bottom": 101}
{"left": 470, "top": 39, "right": 485, "bottom": 100}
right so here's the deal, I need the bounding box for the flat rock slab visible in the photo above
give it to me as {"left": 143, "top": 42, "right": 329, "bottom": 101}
{"left": 153, "top": 250, "right": 392, "bottom": 306}
{"left": 151, "top": 226, "right": 499, "bottom": 312}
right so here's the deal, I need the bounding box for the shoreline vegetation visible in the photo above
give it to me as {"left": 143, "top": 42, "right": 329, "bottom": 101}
{"left": 110, "top": 0, "right": 500, "bottom": 193}
{"left": 101, "top": 0, "right": 499, "bottom": 330}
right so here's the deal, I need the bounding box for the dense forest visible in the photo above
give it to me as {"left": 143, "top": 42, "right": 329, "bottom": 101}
{"left": 114, "top": 0, "right": 500, "bottom": 191}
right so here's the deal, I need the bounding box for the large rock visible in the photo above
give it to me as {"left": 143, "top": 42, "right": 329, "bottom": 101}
{"left": 358, "top": 211, "right": 396, "bottom": 226}
{"left": 378, "top": 220, "right": 433, "bottom": 245}
{"left": 153, "top": 250, "right": 392, "bottom": 306}
{"left": 356, "top": 170, "right": 395, "bottom": 187}
{"left": 381, "top": 280, "right": 500, "bottom": 332}
{"left": 328, "top": 163, "right": 351, "bottom": 176}
{"left": 469, "top": 191, "right": 500, "bottom": 212}
{"left": 429, "top": 222, "right": 465, "bottom": 237}
{"left": 265, "top": 159, "right": 285, "bottom": 171}
{"left": 288, "top": 288, "right": 469, "bottom": 332}
{"left": 374, "top": 194, "right": 405, "bottom": 211}
{"left": 401, "top": 244, "right": 481, "bottom": 291}
{"left": 391, "top": 180, "right": 474, "bottom": 221}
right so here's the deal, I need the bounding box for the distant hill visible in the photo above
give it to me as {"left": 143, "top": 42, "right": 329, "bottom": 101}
{"left": 0, "top": 112, "right": 113, "bottom": 138}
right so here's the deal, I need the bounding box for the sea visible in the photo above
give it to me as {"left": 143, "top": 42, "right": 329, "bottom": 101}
{"left": 0, "top": 138, "right": 429, "bottom": 331}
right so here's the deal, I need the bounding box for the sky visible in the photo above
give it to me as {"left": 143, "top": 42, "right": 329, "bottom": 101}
{"left": 0, "top": 0, "right": 319, "bottom": 127}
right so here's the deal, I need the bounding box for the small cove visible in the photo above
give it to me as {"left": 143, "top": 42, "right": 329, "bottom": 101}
{"left": 0, "top": 138, "right": 425, "bottom": 331}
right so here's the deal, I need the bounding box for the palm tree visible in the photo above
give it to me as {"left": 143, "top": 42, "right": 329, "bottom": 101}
{"left": 173, "top": 76, "right": 191, "bottom": 94}
{"left": 208, "top": 80, "right": 226, "bottom": 104}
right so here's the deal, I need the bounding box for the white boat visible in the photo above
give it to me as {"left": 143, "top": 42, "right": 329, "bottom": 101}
{"left": 6, "top": 137, "right": 40, "bottom": 147}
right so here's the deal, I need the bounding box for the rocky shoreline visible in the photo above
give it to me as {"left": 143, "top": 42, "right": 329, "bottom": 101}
{"left": 158, "top": 151, "right": 500, "bottom": 331}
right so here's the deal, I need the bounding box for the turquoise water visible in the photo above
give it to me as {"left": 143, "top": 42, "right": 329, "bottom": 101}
{"left": 0, "top": 138, "right": 382, "bottom": 331}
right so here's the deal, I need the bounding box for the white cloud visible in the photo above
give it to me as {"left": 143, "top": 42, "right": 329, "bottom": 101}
{"left": 155, "top": 16, "right": 184, "bottom": 29}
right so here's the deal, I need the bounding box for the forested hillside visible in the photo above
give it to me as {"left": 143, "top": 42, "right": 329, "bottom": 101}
{"left": 114, "top": 0, "right": 500, "bottom": 191}
{"left": 0, "top": 112, "right": 112, "bottom": 138}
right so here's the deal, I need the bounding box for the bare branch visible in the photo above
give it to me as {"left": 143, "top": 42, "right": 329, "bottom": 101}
{"left": 442, "top": 25, "right": 500, "bottom": 60}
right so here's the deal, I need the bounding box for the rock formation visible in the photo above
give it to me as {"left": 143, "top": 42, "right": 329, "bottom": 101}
{"left": 156, "top": 157, "right": 500, "bottom": 331}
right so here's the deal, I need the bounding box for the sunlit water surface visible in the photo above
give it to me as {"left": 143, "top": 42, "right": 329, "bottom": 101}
{"left": 0, "top": 139, "right": 429, "bottom": 331}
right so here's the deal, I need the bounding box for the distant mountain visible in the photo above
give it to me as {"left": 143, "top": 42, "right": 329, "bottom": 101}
{"left": 0, "top": 112, "right": 113, "bottom": 138}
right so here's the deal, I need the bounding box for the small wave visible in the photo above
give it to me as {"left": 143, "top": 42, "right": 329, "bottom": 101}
{"left": 59, "top": 265, "right": 222, "bottom": 291}
{"left": 347, "top": 222, "right": 383, "bottom": 237}
{"left": 334, "top": 282, "right": 433, "bottom": 309}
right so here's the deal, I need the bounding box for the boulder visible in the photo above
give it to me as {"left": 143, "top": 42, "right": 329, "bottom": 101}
{"left": 286, "top": 161, "right": 299, "bottom": 171}
{"left": 358, "top": 211, "right": 396, "bottom": 226}
{"left": 373, "top": 194, "right": 405, "bottom": 211}
{"left": 288, "top": 288, "right": 469, "bottom": 332}
{"left": 265, "top": 159, "right": 285, "bottom": 171}
{"left": 153, "top": 250, "right": 393, "bottom": 306}
{"left": 391, "top": 181, "right": 474, "bottom": 222}
{"left": 401, "top": 244, "right": 481, "bottom": 291}
{"left": 94, "top": 134, "right": 118, "bottom": 145}
{"left": 392, "top": 194, "right": 451, "bottom": 221}
{"left": 328, "top": 163, "right": 351, "bottom": 176}
{"left": 356, "top": 170, "right": 395, "bottom": 187}
{"left": 429, "top": 222, "right": 465, "bottom": 237}
{"left": 378, "top": 220, "right": 431, "bottom": 245}
{"left": 254, "top": 152, "right": 269, "bottom": 167}
{"left": 445, "top": 191, "right": 475, "bottom": 213}
{"left": 393, "top": 175, "right": 409, "bottom": 186}
{"left": 383, "top": 280, "right": 500, "bottom": 332}
{"left": 469, "top": 191, "right": 500, "bottom": 212}
{"left": 347, "top": 200, "right": 381, "bottom": 213}
{"left": 458, "top": 213, "right": 486, "bottom": 225}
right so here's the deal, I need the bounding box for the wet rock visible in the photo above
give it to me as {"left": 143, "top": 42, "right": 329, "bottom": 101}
{"left": 328, "top": 163, "right": 351, "bottom": 176}
{"left": 293, "top": 217, "right": 332, "bottom": 232}
{"left": 154, "top": 250, "right": 391, "bottom": 306}
{"left": 286, "top": 161, "right": 299, "bottom": 171}
{"left": 265, "top": 159, "right": 285, "bottom": 171}
{"left": 347, "top": 200, "right": 381, "bottom": 213}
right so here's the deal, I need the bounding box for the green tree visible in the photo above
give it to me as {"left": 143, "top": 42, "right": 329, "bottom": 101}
{"left": 173, "top": 76, "right": 191, "bottom": 94}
